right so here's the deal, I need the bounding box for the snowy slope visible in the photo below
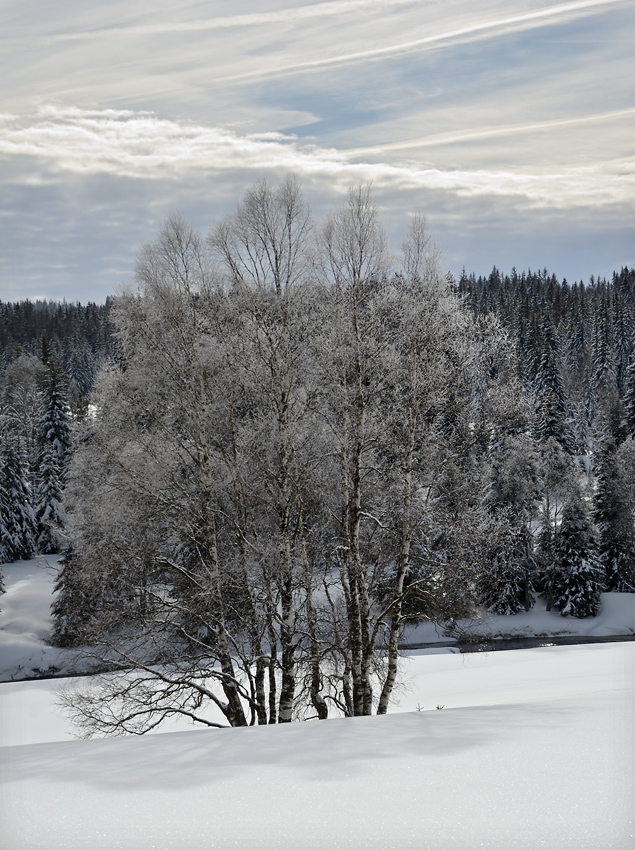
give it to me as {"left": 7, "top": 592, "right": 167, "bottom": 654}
{"left": 0, "top": 641, "right": 629, "bottom": 746}
{"left": 1, "top": 559, "right": 634, "bottom": 848}
{"left": 1, "top": 647, "right": 633, "bottom": 850}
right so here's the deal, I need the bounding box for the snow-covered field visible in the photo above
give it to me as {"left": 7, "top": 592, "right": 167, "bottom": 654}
{"left": 1, "top": 558, "right": 634, "bottom": 849}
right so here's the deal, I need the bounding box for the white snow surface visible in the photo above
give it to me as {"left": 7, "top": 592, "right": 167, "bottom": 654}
{"left": 402, "top": 592, "right": 635, "bottom": 645}
{"left": 1, "top": 558, "right": 634, "bottom": 848}
{"left": 0, "top": 556, "right": 87, "bottom": 682}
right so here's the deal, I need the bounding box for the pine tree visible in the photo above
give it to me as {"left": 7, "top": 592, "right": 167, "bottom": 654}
{"left": 0, "top": 441, "right": 36, "bottom": 562}
{"left": 593, "top": 439, "right": 635, "bottom": 591}
{"left": 534, "top": 320, "right": 574, "bottom": 453}
{"left": 34, "top": 356, "right": 71, "bottom": 552}
{"left": 34, "top": 442, "right": 64, "bottom": 553}
{"left": 623, "top": 354, "right": 635, "bottom": 438}
{"left": 39, "top": 357, "right": 71, "bottom": 465}
{"left": 479, "top": 528, "right": 535, "bottom": 615}
{"left": 553, "top": 495, "right": 603, "bottom": 617}
{"left": 50, "top": 548, "right": 97, "bottom": 647}
{"left": 480, "top": 433, "right": 540, "bottom": 613}
{"left": 0, "top": 470, "right": 12, "bottom": 565}
{"left": 591, "top": 308, "right": 622, "bottom": 440}
{"left": 535, "top": 510, "right": 557, "bottom": 607}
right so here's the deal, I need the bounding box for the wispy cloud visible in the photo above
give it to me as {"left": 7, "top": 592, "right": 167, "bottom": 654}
{"left": 1, "top": 107, "right": 632, "bottom": 210}
{"left": 213, "top": 0, "right": 625, "bottom": 83}
{"left": 1, "top": 1, "right": 632, "bottom": 301}
{"left": 346, "top": 108, "right": 635, "bottom": 154}
{"left": 24, "top": 0, "right": 421, "bottom": 43}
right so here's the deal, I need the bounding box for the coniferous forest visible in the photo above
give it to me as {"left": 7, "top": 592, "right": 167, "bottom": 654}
{"left": 1, "top": 181, "right": 634, "bottom": 730}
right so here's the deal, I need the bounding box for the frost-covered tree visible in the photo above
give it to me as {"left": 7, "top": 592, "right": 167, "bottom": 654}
{"left": 552, "top": 493, "right": 603, "bottom": 617}
{"left": 593, "top": 437, "right": 635, "bottom": 592}
{"left": 479, "top": 430, "right": 541, "bottom": 613}
{"left": 0, "top": 352, "right": 46, "bottom": 479}
{"left": 623, "top": 355, "right": 635, "bottom": 439}
{"left": 0, "top": 440, "right": 36, "bottom": 563}
{"left": 58, "top": 182, "right": 531, "bottom": 736}
{"left": 50, "top": 547, "right": 100, "bottom": 647}
{"left": 38, "top": 356, "right": 71, "bottom": 465}
{"left": 535, "top": 438, "right": 578, "bottom": 609}
{"left": 34, "top": 441, "right": 64, "bottom": 554}
{"left": 33, "top": 355, "right": 71, "bottom": 553}
{"left": 534, "top": 321, "right": 574, "bottom": 454}
{"left": 479, "top": 531, "right": 534, "bottom": 615}
{"left": 210, "top": 176, "right": 318, "bottom": 723}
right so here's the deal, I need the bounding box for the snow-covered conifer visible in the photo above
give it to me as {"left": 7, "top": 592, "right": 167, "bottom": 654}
{"left": 534, "top": 327, "right": 574, "bottom": 453}
{"left": 38, "top": 358, "right": 71, "bottom": 465}
{"left": 552, "top": 494, "right": 603, "bottom": 618}
{"left": 623, "top": 355, "right": 635, "bottom": 439}
{"left": 478, "top": 529, "right": 534, "bottom": 615}
{"left": 480, "top": 433, "right": 541, "bottom": 613}
{"left": 35, "top": 441, "right": 64, "bottom": 554}
{"left": 594, "top": 439, "right": 635, "bottom": 591}
{"left": 51, "top": 547, "right": 97, "bottom": 647}
{"left": 34, "top": 356, "right": 71, "bottom": 552}
{"left": 0, "top": 441, "right": 36, "bottom": 562}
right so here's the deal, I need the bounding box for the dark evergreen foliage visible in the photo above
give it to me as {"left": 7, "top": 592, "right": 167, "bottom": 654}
{"left": 50, "top": 548, "right": 97, "bottom": 647}
{"left": 38, "top": 357, "right": 71, "bottom": 463}
{"left": 553, "top": 495, "right": 603, "bottom": 618}
{"left": 0, "top": 299, "right": 114, "bottom": 406}
{"left": 31, "top": 354, "right": 71, "bottom": 553}
{"left": 478, "top": 527, "right": 535, "bottom": 615}
{"left": 34, "top": 442, "right": 64, "bottom": 554}
{"left": 623, "top": 355, "right": 635, "bottom": 438}
{"left": 593, "top": 439, "right": 635, "bottom": 592}
{"left": 0, "top": 441, "right": 36, "bottom": 563}
{"left": 458, "top": 266, "right": 635, "bottom": 445}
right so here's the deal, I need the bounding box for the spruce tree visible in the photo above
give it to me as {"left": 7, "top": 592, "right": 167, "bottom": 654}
{"left": 623, "top": 354, "right": 635, "bottom": 438}
{"left": 34, "top": 442, "right": 64, "bottom": 553}
{"left": 0, "top": 472, "right": 13, "bottom": 565}
{"left": 535, "top": 512, "right": 557, "bottom": 608}
{"left": 553, "top": 495, "right": 603, "bottom": 617}
{"left": 480, "top": 433, "right": 540, "bottom": 613}
{"left": 534, "top": 321, "right": 574, "bottom": 453}
{"left": 51, "top": 547, "right": 96, "bottom": 647}
{"left": 39, "top": 357, "right": 71, "bottom": 465}
{"left": 479, "top": 528, "right": 534, "bottom": 615}
{"left": 34, "top": 356, "right": 71, "bottom": 552}
{"left": 0, "top": 441, "right": 36, "bottom": 562}
{"left": 593, "top": 439, "right": 635, "bottom": 591}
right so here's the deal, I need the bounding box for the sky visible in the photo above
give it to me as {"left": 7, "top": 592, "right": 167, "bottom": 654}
{"left": 0, "top": 0, "right": 633, "bottom": 303}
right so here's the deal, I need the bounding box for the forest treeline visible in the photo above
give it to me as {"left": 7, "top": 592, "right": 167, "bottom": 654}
{"left": 0, "top": 298, "right": 114, "bottom": 404}
{"left": 459, "top": 264, "right": 635, "bottom": 448}
{"left": 3, "top": 266, "right": 634, "bottom": 441}
{"left": 1, "top": 179, "right": 634, "bottom": 730}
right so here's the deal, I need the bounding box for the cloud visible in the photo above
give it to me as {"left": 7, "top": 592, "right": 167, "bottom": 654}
{"left": 30, "top": 0, "right": 422, "bottom": 42}
{"left": 212, "top": 0, "right": 625, "bottom": 83}
{"left": 346, "top": 108, "right": 635, "bottom": 154}
{"left": 1, "top": 107, "right": 632, "bottom": 211}
{"left": 1, "top": 2, "right": 632, "bottom": 303}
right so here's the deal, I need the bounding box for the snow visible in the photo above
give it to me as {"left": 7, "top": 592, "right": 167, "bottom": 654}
{"left": 402, "top": 592, "right": 635, "bottom": 645}
{"left": 1, "top": 651, "right": 633, "bottom": 849}
{"left": 1, "top": 559, "right": 634, "bottom": 849}
{"left": 0, "top": 556, "right": 82, "bottom": 682}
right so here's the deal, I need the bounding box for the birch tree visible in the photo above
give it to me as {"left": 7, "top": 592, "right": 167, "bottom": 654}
{"left": 58, "top": 179, "right": 527, "bottom": 734}
{"left": 209, "top": 176, "right": 320, "bottom": 722}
